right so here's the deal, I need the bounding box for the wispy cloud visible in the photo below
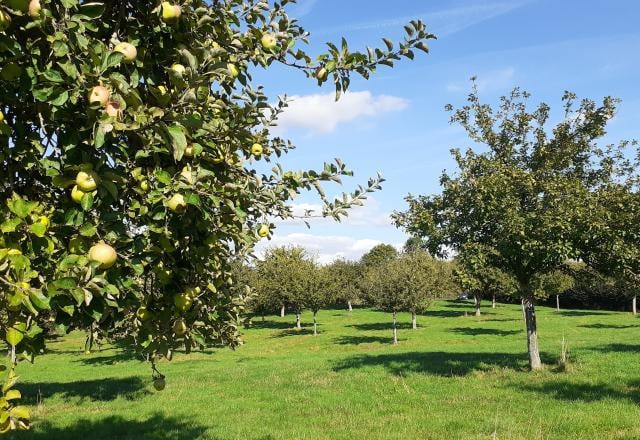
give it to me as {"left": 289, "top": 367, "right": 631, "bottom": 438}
{"left": 446, "top": 67, "right": 516, "bottom": 93}
{"left": 272, "top": 91, "right": 409, "bottom": 135}
{"left": 318, "top": 1, "right": 530, "bottom": 37}
{"left": 288, "top": 0, "right": 318, "bottom": 18}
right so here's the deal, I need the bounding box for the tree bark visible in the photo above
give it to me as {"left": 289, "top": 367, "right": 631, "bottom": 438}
{"left": 296, "top": 312, "right": 301, "bottom": 329}
{"left": 280, "top": 304, "right": 285, "bottom": 317}
{"left": 392, "top": 311, "right": 398, "bottom": 345}
{"left": 313, "top": 311, "right": 318, "bottom": 336}
{"left": 556, "top": 295, "right": 560, "bottom": 312}
{"left": 411, "top": 311, "right": 417, "bottom": 329}
{"left": 633, "top": 296, "right": 637, "bottom": 316}
{"left": 492, "top": 294, "right": 496, "bottom": 309}
{"left": 521, "top": 298, "right": 526, "bottom": 321}
{"left": 347, "top": 300, "right": 353, "bottom": 313}
{"left": 522, "top": 295, "right": 542, "bottom": 370}
{"left": 474, "top": 293, "right": 481, "bottom": 316}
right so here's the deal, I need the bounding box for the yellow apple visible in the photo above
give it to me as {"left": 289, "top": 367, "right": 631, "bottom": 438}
{"left": 258, "top": 224, "right": 270, "bottom": 238}
{"left": 0, "top": 111, "right": 4, "bottom": 124}
{"left": 174, "top": 293, "right": 193, "bottom": 312}
{"left": 139, "top": 180, "right": 149, "bottom": 192}
{"left": 261, "top": 33, "right": 277, "bottom": 50}
{"left": 71, "top": 185, "right": 84, "bottom": 203}
{"left": 315, "top": 67, "right": 327, "bottom": 81}
{"left": 170, "top": 63, "right": 186, "bottom": 79}
{"left": 76, "top": 171, "right": 99, "bottom": 192}
{"left": 251, "top": 143, "right": 263, "bottom": 157}
{"left": 227, "top": 63, "right": 239, "bottom": 78}
{"left": 184, "top": 145, "right": 194, "bottom": 157}
{"left": 105, "top": 101, "right": 122, "bottom": 118}
{"left": 88, "top": 242, "right": 118, "bottom": 269}
{"left": 166, "top": 193, "right": 186, "bottom": 212}
{"left": 136, "top": 307, "right": 153, "bottom": 321}
{"left": 28, "top": 0, "right": 41, "bottom": 18}
{"left": 161, "top": 2, "right": 181, "bottom": 23}
{"left": 89, "top": 86, "right": 110, "bottom": 106}
{"left": 173, "top": 318, "right": 188, "bottom": 336}
{"left": 185, "top": 286, "right": 201, "bottom": 298}
{"left": 0, "top": 10, "right": 11, "bottom": 33}
{"left": 114, "top": 42, "right": 137, "bottom": 63}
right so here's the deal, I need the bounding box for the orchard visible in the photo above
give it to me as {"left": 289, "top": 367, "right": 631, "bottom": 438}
{"left": 0, "top": 0, "right": 433, "bottom": 432}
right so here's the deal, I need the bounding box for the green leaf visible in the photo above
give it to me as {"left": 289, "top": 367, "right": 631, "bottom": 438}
{"left": 94, "top": 124, "right": 106, "bottom": 148}
{"left": 80, "top": 192, "right": 94, "bottom": 211}
{"left": 78, "top": 2, "right": 105, "bottom": 19}
{"left": 28, "top": 222, "right": 46, "bottom": 238}
{"left": 43, "top": 69, "right": 64, "bottom": 83}
{"left": 1, "top": 218, "right": 22, "bottom": 233}
{"left": 168, "top": 124, "right": 188, "bottom": 161}
{"left": 29, "top": 291, "right": 51, "bottom": 311}
{"left": 9, "top": 197, "right": 37, "bottom": 219}
{"left": 79, "top": 223, "right": 97, "bottom": 237}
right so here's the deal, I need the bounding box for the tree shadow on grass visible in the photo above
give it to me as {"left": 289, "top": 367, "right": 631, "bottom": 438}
{"left": 425, "top": 310, "right": 467, "bottom": 318}
{"left": 518, "top": 380, "right": 640, "bottom": 405}
{"left": 269, "top": 328, "right": 314, "bottom": 338}
{"left": 451, "top": 327, "right": 521, "bottom": 337}
{"left": 14, "top": 413, "right": 210, "bottom": 440}
{"left": 333, "top": 351, "right": 556, "bottom": 376}
{"left": 579, "top": 323, "right": 639, "bottom": 329}
{"left": 590, "top": 343, "right": 640, "bottom": 353}
{"left": 557, "top": 310, "right": 614, "bottom": 317}
{"left": 20, "top": 377, "right": 149, "bottom": 404}
{"left": 75, "top": 350, "right": 143, "bottom": 366}
{"left": 250, "top": 320, "right": 311, "bottom": 330}
{"left": 347, "top": 322, "right": 414, "bottom": 331}
{"left": 333, "top": 335, "right": 392, "bottom": 345}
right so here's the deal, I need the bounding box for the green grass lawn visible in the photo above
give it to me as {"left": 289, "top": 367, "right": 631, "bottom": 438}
{"left": 10, "top": 300, "right": 640, "bottom": 439}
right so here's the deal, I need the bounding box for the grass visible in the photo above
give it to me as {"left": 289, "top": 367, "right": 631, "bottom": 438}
{"left": 11, "top": 300, "right": 640, "bottom": 439}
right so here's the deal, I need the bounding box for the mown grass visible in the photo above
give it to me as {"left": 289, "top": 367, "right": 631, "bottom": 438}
{"left": 10, "top": 300, "right": 640, "bottom": 439}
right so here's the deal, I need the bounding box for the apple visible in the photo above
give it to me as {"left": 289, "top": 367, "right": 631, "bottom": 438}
{"left": 105, "top": 101, "right": 122, "bottom": 118}
{"left": 174, "top": 293, "right": 193, "bottom": 312}
{"left": 71, "top": 185, "right": 84, "bottom": 203}
{"left": 251, "top": 143, "right": 263, "bottom": 158}
{"left": 166, "top": 193, "right": 186, "bottom": 212}
{"left": 28, "top": 0, "right": 41, "bottom": 18}
{"left": 0, "top": 111, "right": 4, "bottom": 124}
{"left": 136, "top": 307, "right": 153, "bottom": 321}
{"left": 38, "top": 215, "right": 49, "bottom": 227}
{"left": 173, "top": 318, "right": 187, "bottom": 336}
{"left": 76, "top": 171, "right": 99, "bottom": 192}
{"left": 170, "top": 63, "right": 186, "bottom": 78}
{"left": 180, "top": 167, "right": 193, "bottom": 184}
{"left": 114, "top": 42, "right": 137, "bottom": 63}
{"left": 139, "top": 180, "right": 149, "bottom": 192}
{"left": 261, "top": 33, "right": 277, "bottom": 50}
{"left": 89, "top": 86, "right": 110, "bottom": 106}
{"left": 161, "top": 2, "right": 181, "bottom": 23}
{"left": 227, "top": 63, "right": 239, "bottom": 78}
{"left": 258, "top": 224, "right": 270, "bottom": 238}
{"left": 0, "top": 10, "right": 11, "bottom": 33}
{"left": 153, "top": 377, "right": 166, "bottom": 391}
{"left": 315, "top": 67, "right": 327, "bottom": 81}
{"left": 185, "top": 286, "right": 201, "bottom": 299}
{"left": 0, "top": 62, "right": 22, "bottom": 82}
{"left": 88, "top": 242, "right": 118, "bottom": 269}
{"left": 184, "top": 145, "right": 194, "bottom": 157}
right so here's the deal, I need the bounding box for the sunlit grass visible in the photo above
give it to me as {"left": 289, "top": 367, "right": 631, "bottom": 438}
{"left": 12, "top": 300, "right": 640, "bottom": 439}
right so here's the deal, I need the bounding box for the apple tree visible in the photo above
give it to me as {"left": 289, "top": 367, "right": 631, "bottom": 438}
{"left": 0, "top": 0, "right": 434, "bottom": 431}
{"left": 325, "top": 258, "right": 361, "bottom": 312}
{"left": 394, "top": 85, "right": 628, "bottom": 370}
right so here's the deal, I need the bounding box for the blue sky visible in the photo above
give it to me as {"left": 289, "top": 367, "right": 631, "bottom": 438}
{"left": 255, "top": 0, "right": 640, "bottom": 263}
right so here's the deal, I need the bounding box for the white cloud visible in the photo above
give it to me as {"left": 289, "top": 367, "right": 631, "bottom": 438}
{"left": 288, "top": 0, "right": 318, "bottom": 18}
{"left": 447, "top": 67, "right": 516, "bottom": 93}
{"left": 255, "top": 233, "right": 385, "bottom": 265}
{"left": 273, "top": 91, "right": 409, "bottom": 135}
{"left": 276, "top": 197, "right": 392, "bottom": 228}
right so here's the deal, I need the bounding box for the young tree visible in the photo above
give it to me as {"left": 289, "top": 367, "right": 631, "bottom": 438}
{"left": 305, "top": 265, "right": 331, "bottom": 336}
{"left": 0, "top": 0, "right": 434, "bottom": 430}
{"left": 360, "top": 244, "right": 398, "bottom": 267}
{"left": 532, "top": 270, "right": 575, "bottom": 312}
{"left": 325, "top": 259, "right": 361, "bottom": 312}
{"left": 454, "top": 243, "right": 518, "bottom": 316}
{"left": 394, "top": 86, "right": 627, "bottom": 370}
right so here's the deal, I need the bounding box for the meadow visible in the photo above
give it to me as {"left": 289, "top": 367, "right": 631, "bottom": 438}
{"left": 12, "top": 300, "right": 640, "bottom": 439}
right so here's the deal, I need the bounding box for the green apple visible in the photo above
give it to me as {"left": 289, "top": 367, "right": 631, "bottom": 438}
{"left": 260, "top": 33, "right": 277, "bottom": 50}
{"left": 161, "top": 2, "right": 181, "bottom": 23}
{"left": 0, "top": 111, "right": 4, "bottom": 124}
{"left": 89, "top": 86, "right": 110, "bottom": 106}
{"left": 139, "top": 180, "right": 149, "bottom": 192}
{"left": 88, "top": 242, "right": 118, "bottom": 269}
{"left": 153, "top": 377, "right": 166, "bottom": 391}
{"left": 0, "top": 10, "right": 10, "bottom": 33}
{"left": 0, "top": 62, "right": 22, "bottom": 82}
{"left": 184, "top": 145, "right": 194, "bottom": 158}
{"left": 315, "top": 67, "right": 327, "bottom": 81}
{"left": 170, "top": 63, "right": 186, "bottom": 80}
{"left": 114, "top": 42, "right": 137, "bottom": 63}
{"left": 173, "top": 318, "right": 187, "bottom": 336}
{"left": 227, "top": 63, "right": 239, "bottom": 78}
{"left": 185, "top": 286, "right": 201, "bottom": 299}
{"left": 251, "top": 143, "right": 263, "bottom": 158}
{"left": 71, "top": 185, "right": 84, "bottom": 203}
{"left": 76, "top": 171, "right": 99, "bottom": 192}
{"left": 136, "top": 307, "right": 153, "bottom": 321}
{"left": 28, "top": 0, "right": 41, "bottom": 18}
{"left": 258, "top": 224, "right": 270, "bottom": 238}
{"left": 174, "top": 293, "right": 193, "bottom": 312}
{"left": 167, "top": 193, "right": 186, "bottom": 212}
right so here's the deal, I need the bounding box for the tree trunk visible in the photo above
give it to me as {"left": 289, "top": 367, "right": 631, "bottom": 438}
{"left": 411, "top": 311, "right": 417, "bottom": 329}
{"left": 522, "top": 295, "right": 542, "bottom": 370}
{"left": 296, "top": 312, "right": 301, "bottom": 329}
{"left": 556, "top": 295, "right": 560, "bottom": 312}
{"left": 633, "top": 296, "right": 637, "bottom": 316}
{"left": 392, "top": 311, "right": 398, "bottom": 345}
{"left": 347, "top": 300, "right": 353, "bottom": 313}
{"left": 280, "top": 304, "right": 285, "bottom": 317}
{"left": 313, "top": 311, "right": 318, "bottom": 336}
{"left": 521, "top": 298, "right": 526, "bottom": 321}
{"left": 492, "top": 294, "right": 496, "bottom": 309}
{"left": 474, "top": 293, "right": 481, "bottom": 316}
